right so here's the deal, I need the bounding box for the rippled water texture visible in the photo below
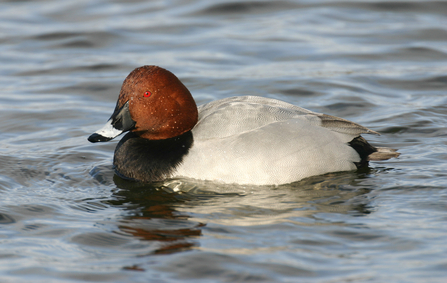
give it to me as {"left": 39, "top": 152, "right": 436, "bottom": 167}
{"left": 1, "top": 0, "right": 447, "bottom": 282}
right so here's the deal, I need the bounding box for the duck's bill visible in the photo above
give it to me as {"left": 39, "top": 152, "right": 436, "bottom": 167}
{"left": 88, "top": 101, "right": 135, "bottom": 143}
{"left": 88, "top": 120, "right": 124, "bottom": 142}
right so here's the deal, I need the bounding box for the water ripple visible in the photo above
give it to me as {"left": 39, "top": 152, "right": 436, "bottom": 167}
{"left": 0, "top": 0, "right": 446, "bottom": 282}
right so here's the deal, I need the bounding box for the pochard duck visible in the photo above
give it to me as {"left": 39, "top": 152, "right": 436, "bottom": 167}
{"left": 88, "top": 65, "right": 399, "bottom": 185}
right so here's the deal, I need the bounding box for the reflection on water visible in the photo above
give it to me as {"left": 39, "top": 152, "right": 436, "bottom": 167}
{"left": 172, "top": 173, "right": 374, "bottom": 227}
{"left": 111, "top": 180, "right": 204, "bottom": 255}
{"left": 95, "top": 170, "right": 375, "bottom": 264}
{"left": 96, "top": 170, "right": 390, "bottom": 279}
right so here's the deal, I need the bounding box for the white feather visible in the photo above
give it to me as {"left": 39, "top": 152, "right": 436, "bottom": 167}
{"left": 174, "top": 96, "right": 373, "bottom": 185}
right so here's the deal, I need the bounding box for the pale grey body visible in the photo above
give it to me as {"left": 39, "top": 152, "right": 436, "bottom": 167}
{"left": 174, "top": 96, "right": 380, "bottom": 185}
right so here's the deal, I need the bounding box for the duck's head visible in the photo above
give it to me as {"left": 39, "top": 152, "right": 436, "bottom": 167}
{"left": 88, "top": 65, "right": 198, "bottom": 142}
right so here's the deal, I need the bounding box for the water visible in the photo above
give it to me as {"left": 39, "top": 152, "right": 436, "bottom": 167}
{"left": 1, "top": 0, "right": 447, "bottom": 282}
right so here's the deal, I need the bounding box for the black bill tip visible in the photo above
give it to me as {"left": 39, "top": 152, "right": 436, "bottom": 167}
{"left": 88, "top": 133, "right": 113, "bottom": 143}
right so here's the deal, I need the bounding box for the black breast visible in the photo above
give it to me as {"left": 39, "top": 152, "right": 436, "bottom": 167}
{"left": 113, "top": 131, "right": 193, "bottom": 182}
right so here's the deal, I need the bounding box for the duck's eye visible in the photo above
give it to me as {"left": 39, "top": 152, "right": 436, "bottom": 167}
{"left": 143, "top": 91, "right": 152, "bottom": 97}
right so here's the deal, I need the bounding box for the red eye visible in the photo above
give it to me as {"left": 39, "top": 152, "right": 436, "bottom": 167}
{"left": 144, "top": 91, "right": 151, "bottom": 97}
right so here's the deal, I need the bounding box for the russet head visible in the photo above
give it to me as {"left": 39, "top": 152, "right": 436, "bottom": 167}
{"left": 89, "top": 65, "right": 198, "bottom": 143}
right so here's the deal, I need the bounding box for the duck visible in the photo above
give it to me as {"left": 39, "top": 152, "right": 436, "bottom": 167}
{"left": 88, "top": 65, "right": 399, "bottom": 185}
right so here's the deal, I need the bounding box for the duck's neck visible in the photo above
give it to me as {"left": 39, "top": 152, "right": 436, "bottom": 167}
{"left": 113, "top": 131, "right": 193, "bottom": 182}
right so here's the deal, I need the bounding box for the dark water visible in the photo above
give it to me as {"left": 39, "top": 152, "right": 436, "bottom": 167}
{"left": 1, "top": 0, "right": 447, "bottom": 282}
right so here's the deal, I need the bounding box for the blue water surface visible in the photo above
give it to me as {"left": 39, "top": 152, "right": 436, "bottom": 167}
{"left": 0, "top": 0, "right": 446, "bottom": 282}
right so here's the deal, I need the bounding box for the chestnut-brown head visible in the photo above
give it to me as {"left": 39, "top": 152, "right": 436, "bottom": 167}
{"left": 88, "top": 66, "right": 198, "bottom": 142}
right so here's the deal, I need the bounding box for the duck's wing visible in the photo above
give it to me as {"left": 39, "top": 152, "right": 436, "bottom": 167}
{"left": 194, "top": 96, "right": 378, "bottom": 140}
{"left": 318, "top": 113, "right": 380, "bottom": 136}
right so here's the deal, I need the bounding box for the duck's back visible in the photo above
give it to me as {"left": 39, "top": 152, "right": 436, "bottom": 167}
{"left": 174, "top": 96, "right": 377, "bottom": 185}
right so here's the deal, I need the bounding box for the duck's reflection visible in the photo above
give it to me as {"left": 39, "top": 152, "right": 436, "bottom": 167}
{"left": 108, "top": 169, "right": 376, "bottom": 254}
{"left": 110, "top": 176, "right": 205, "bottom": 255}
